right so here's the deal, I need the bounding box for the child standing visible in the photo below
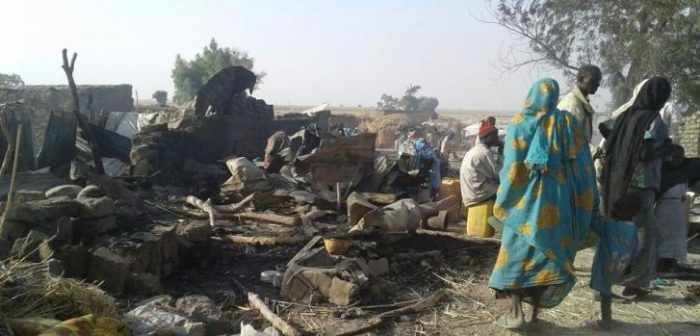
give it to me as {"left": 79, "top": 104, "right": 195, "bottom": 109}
{"left": 590, "top": 192, "right": 644, "bottom": 329}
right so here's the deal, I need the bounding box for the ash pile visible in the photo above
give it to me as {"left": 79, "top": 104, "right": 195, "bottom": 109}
{"left": 0, "top": 65, "right": 495, "bottom": 336}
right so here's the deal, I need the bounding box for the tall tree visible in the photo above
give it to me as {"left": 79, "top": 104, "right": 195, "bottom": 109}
{"left": 0, "top": 73, "right": 24, "bottom": 88}
{"left": 486, "top": 0, "right": 700, "bottom": 111}
{"left": 152, "top": 90, "right": 168, "bottom": 106}
{"left": 377, "top": 85, "right": 439, "bottom": 113}
{"left": 171, "top": 38, "right": 265, "bottom": 104}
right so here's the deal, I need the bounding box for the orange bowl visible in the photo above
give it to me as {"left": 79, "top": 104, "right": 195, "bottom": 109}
{"left": 324, "top": 238, "right": 353, "bottom": 255}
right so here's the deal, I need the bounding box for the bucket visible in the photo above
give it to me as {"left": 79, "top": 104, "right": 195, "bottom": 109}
{"left": 466, "top": 200, "right": 495, "bottom": 237}
{"left": 324, "top": 238, "right": 353, "bottom": 255}
{"left": 439, "top": 178, "right": 462, "bottom": 221}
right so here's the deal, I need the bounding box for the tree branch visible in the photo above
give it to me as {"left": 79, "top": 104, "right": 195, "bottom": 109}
{"left": 61, "top": 48, "right": 105, "bottom": 174}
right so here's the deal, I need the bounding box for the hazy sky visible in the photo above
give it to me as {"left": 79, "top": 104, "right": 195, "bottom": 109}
{"left": 1, "top": 0, "right": 597, "bottom": 111}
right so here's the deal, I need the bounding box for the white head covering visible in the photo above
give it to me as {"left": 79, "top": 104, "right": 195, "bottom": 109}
{"left": 610, "top": 79, "right": 649, "bottom": 118}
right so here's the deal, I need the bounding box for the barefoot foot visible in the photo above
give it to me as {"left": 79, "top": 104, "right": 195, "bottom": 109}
{"left": 583, "top": 319, "right": 613, "bottom": 331}
{"left": 494, "top": 312, "right": 526, "bottom": 330}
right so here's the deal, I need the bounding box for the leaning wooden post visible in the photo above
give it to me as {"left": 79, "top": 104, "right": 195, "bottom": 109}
{"left": 0, "top": 103, "right": 16, "bottom": 177}
{"left": 0, "top": 124, "right": 23, "bottom": 236}
{"left": 61, "top": 48, "right": 105, "bottom": 174}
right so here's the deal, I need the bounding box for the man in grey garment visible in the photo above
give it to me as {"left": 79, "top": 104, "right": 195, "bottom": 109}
{"left": 557, "top": 65, "right": 602, "bottom": 143}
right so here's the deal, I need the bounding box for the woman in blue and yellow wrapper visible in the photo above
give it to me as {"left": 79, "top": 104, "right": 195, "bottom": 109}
{"left": 489, "top": 78, "right": 599, "bottom": 329}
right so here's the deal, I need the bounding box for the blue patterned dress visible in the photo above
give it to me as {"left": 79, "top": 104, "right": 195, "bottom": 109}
{"left": 488, "top": 78, "right": 599, "bottom": 308}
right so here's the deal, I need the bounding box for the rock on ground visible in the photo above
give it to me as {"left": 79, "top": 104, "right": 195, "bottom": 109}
{"left": 88, "top": 246, "right": 131, "bottom": 294}
{"left": 77, "top": 185, "right": 105, "bottom": 200}
{"left": 78, "top": 196, "right": 115, "bottom": 219}
{"left": 8, "top": 196, "right": 82, "bottom": 223}
{"left": 45, "top": 184, "right": 83, "bottom": 199}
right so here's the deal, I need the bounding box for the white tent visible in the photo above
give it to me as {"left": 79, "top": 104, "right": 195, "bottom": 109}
{"left": 462, "top": 122, "right": 481, "bottom": 136}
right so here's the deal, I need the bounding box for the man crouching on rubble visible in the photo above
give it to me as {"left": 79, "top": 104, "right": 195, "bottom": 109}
{"left": 394, "top": 130, "right": 441, "bottom": 200}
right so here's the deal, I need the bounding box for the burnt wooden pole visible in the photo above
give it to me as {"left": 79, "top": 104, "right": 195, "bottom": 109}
{"left": 61, "top": 48, "right": 105, "bottom": 174}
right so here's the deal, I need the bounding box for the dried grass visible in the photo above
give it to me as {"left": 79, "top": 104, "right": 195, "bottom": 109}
{"left": 0, "top": 259, "right": 118, "bottom": 335}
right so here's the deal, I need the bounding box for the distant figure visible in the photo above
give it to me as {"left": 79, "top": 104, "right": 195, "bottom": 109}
{"left": 557, "top": 65, "right": 602, "bottom": 143}
{"left": 414, "top": 139, "right": 441, "bottom": 198}
{"left": 460, "top": 119, "right": 500, "bottom": 236}
{"left": 263, "top": 131, "right": 291, "bottom": 174}
{"left": 473, "top": 116, "right": 497, "bottom": 146}
{"left": 656, "top": 145, "right": 700, "bottom": 273}
{"left": 659, "top": 100, "right": 686, "bottom": 143}
{"left": 440, "top": 131, "right": 456, "bottom": 159}
{"left": 460, "top": 119, "right": 500, "bottom": 206}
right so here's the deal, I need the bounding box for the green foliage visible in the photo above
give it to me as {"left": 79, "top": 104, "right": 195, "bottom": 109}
{"left": 152, "top": 90, "right": 168, "bottom": 106}
{"left": 171, "top": 38, "right": 265, "bottom": 104}
{"left": 377, "top": 85, "right": 439, "bottom": 113}
{"left": 489, "top": 0, "right": 700, "bottom": 112}
{"left": 0, "top": 73, "right": 24, "bottom": 87}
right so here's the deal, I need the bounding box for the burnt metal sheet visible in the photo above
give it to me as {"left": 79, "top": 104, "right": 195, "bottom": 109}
{"left": 194, "top": 66, "right": 257, "bottom": 116}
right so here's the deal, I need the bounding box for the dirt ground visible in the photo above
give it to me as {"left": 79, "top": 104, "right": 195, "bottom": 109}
{"left": 155, "top": 219, "right": 700, "bottom": 336}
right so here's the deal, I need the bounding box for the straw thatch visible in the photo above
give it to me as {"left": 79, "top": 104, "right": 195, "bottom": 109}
{"left": 0, "top": 260, "right": 118, "bottom": 335}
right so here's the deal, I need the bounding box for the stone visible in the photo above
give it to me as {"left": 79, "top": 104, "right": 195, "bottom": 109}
{"left": 86, "top": 174, "right": 142, "bottom": 206}
{"left": 289, "top": 190, "right": 317, "bottom": 204}
{"left": 0, "top": 237, "right": 11, "bottom": 260}
{"left": 204, "top": 319, "right": 233, "bottom": 336}
{"left": 176, "top": 220, "right": 211, "bottom": 243}
{"left": 328, "top": 277, "right": 358, "bottom": 306}
{"left": 38, "top": 241, "right": 55, "bottom": 261}
{"left": 78, "top": 196, "right": 115, "bottom": 219}
{"left": 126, "top": 273, "right": 162, "bottom": 296}
{"left": 75, "top": 216, "right": 117, "bottom": 243}
{"left": 366, "top": 258, "right": 389, "bottom": 277}
{"left": 107, "top": 225, "right": 179, "bottom": 278}
{"left": 88, "top": 246, "right": 132, "bottom": 294}
{"left": 45, "top": 184, "right": 83, "bottom": 199}
{"left": 14, "top": 190, "right": 45, "bottom": 203}
{"left": 47, "top": 258, "right": 64, "bottom": 276}
{"left": 8, "top": 196, "right": 82, "bottom": 223}
{"left": 11, "top": 230, "right": 49, "bottom": 262}
{"left": 59, "top": 245, "right": 91, "bottom": 278}
{"left": 0, "top": 220, "right": 27, "bottom": 241}
{"left": 77, "top": 185, "right": 105, "bottom": 200}
{"left": 175, "top": 295, "right": 223, "bottom": 321}
{"left": 26, "top": 216, "right": 76, "bottom": 244}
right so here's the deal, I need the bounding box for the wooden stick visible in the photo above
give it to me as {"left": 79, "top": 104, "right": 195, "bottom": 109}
{"left": 354, "top": 298, "right": 422, "bottom": 310}
{"left": 185, "top": 194, "right": 254, "bottom": 226}
{"left": 287, "top": 236, "right": 323, "bottom": 267}
{"left": 182, "top": 197, "right": 300, "bottom": 226}
{"left": 0, "top": 124, "right": 23, "bottom": 236}
{"left": 415, "top": 228, "right": 501, "bottom": 245}
{"left": 333, "top": 317, "right": 383, "bottom": 336}
{"left": 211, "top": 193, "right": 254, "bottom": 212}
{"left": 237, "top": 212, "right": 301, "bottom": 226}
{"left": 222, "top": 235, "right": 309, "bottom": 246}
{"left": 185, "top": 196, "right": 215, "bottom": 226}
{"left": 61, "top": 48, "right": 105, "bottom": 174}
{"left": 300, "top": 209, "right": 334, "bottom": 225}
{"left": 336, "top": 182, "right": 342, "bottom": 212}
{"left": 0, "top": 102, "right": 19, "bottom": 178}
{"left": 247, "top": 292, "right": 300, "bottom": 336}
{"left": 360, "top": 192, "right": 396, "bottom": 205}
{"left": 376, "top": 289, "right": 446, "bottom": 318}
